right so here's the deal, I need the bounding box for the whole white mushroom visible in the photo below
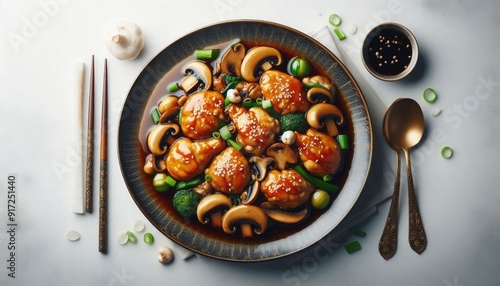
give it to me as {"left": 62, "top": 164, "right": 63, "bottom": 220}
{"left": 106, "top": 21, "right": 144, "bottom": 61}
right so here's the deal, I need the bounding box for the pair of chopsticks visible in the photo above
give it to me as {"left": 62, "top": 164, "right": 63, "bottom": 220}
{"left": 85, "top": 56, "right": 109, "bottom": 254}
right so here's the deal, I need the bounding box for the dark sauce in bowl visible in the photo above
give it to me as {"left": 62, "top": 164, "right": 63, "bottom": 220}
{"left": 362, "top": 23, "right": 418, "bottom": 81}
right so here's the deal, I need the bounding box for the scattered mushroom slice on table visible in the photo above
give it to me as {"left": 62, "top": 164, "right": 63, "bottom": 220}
{"left": 106, "top": 21, "right": 144, "bottom": 61}
{"left": 306, "top": 103, "right": 345, "bottom": 137}
{"left": 221, "top": 205, "right": 268, "bottom": 237}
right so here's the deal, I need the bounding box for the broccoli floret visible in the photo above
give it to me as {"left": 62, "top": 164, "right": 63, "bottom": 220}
{"left": 280, "top": 113, "right": 309, "bottom": 133}
{"left": 172, "top": 189, "right": 201, "bottom": 218}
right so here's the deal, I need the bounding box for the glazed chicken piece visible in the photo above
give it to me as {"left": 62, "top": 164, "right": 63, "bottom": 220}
{"left": 180, "top": 90, "right": 226, "bottom": 140}
{"left": 261, "top": 169, "right": 315, "bottom": 209}
{"left": 260, "top": 70, "right": 309, "bottom": 115}
{"left": 206, "top": 147, "right": 251, "bottom": 194}
{"left": 294, "top": 128, "right": 342, "bottom": 176}
{"left": 226, "top": 105, "right": 280, "bottom": 156}
{"left": 166, "top": 137, "right": 226, "bottom": 181}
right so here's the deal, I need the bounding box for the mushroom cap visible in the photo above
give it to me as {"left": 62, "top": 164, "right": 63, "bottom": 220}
{"left": 240, "top": 46, "right": 282, "bottom": 82}
{"left": 196, "top": 193, "right": 233, "bottom": 225}
{"left": 106, "top": 21, "right": 144, "bottom": 61}
{"left": 249, "top": 156, "right": 277, "bottom": 181}
{"left": 306, "top": 103, "right": 345, "bottom": 129}
{"left": 221, "top": 205, "right": 268, "bottom": 235}
{"left": 180, "top": 61, "right": 213, "bottom": 93}
{"left": 146, "top": 123, "right": 180, "bottom": 156}
{"left": 260, "top": 202, "right": 309, "bottom": 224}
{"left": 220, "top": 42, "right": 246, "bottom": 76}
{"left": 306, "top": 87, "right": 334, "bottom": 104}
{"left": 266, "top": 142, "right": 298, "bottom": 170}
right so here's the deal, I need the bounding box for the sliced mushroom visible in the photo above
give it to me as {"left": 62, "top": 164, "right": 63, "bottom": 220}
{"left": 143, "top": 154, "right": 156, "bottom": 175}
{"left": 221, "top": 205, "right": 268, "bottom": 237}
{"left": 158, "top": 95, "right": 182, "bottom": 123}
{"left": 249, "top": 156, "right": 277, "bottom": 181}
{"left": 179, "top": 61, "right": 212, "bottom": 93}
{"left": 146, "top": 123, "right": 180, "bottom": 156}
{"left": 240, "top": 46, "right": 282, "bottom": 82}
{"left": 306, "top": 103, "right": 345, "bottom": 137}
{"left": 219, "top": 42, "right": 246, "bottom": 76}
{"left": 197, "top": 193, "right": 233, "bottom": 227}
{"left": 240, "top": 180, "right": 260, "bottom": 205}
{"left": 302, "top": 75, "right": 334, "bottom": 92}
{"left": 260, "top": 202, "right": 309, "bottom": 224}
{"left": 266, "top": 143, "right": 298, "bottom": 170}
{"left": 192, "top": 181, "right": 213, "bottom": 196}
{"left": 306, "top": 87, "right": 334, "bottom": 104}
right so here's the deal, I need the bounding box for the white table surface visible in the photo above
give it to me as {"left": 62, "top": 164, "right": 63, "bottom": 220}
{"left": 1, "top": 0, "right": 500, "bottom": 285}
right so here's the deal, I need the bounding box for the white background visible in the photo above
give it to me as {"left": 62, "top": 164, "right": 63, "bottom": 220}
{"left": 1, "top": 0, "right": 499, "bottom": 285}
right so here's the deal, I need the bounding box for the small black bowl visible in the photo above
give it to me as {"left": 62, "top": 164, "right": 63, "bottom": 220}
{"left": 362, "top": 22, "right": 418, "bottom": 81}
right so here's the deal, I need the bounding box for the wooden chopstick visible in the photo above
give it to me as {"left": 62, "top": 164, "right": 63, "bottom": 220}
{"left": 98, "top": 58, "right": 108, "bottom": 254}
{"left": 85, "top": 55, "right": 95, "bottom": 213}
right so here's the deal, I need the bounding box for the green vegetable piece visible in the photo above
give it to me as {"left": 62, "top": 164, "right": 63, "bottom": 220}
{"left": 205, "top": 174, "right": 212, "bottom": 182}
{"left": 195, "top": 49, "right": 220, "bottom": 60}
{"left": 334, "top": 27, "right": 346, "bottom": 40}
{"left": 423, "top": 87, "right": 438, "bottom": 103}
{"left": 328, "top": 13, "right": 342, "bottom": 26}
{"left": 143, "top": 232, "right": 154, "bottom": 244}
{"left": 353, "top": 230, "right": 366, "bottom": 237}
{"left": 441, "top": 146, "right": 453, "bottom": 159}
{"left": 288, "top": 57, "right": 312, "bottom": 78}
{"left": 280, "top": 113, "right": 309, "bottom": 134}
{"left": 153, "top": 173, "right": 170, "bottom": 192}
{"left": 323, "top": 175, "right": 332, "bottom": 182}
{"left": 126, "top": 231, "right": 137, "bottom": 243}
{"left": 165, "top": 176, "right": 177, "bottom": 188}
{"left": 151, "top": 108, "right": 161, "bottom": 125}
{"left": 344, "top": 241, "right": 361, "bottom": 254}
{"left": 167, "top": 82, "right": 180, "bottom": 92}
{"left": 311, "top": 189, "right": 330, "bottom": 210}
{"left": 175, "top": 177, "right": 203, "bottom": 191}
{"left": 337, "top": 134, "right": 349, "bottom": 150}
{"left": 227, "top": 139, "right": 243, "bottom": 151}
{"left": 172, "top": 189, "right": 201, "bottom": 218}
{"left": 294, "top": 165, "right": 339, "bottom": 193}
{"left": 262, "top": 99, "right": 272, "bottom": 109}
{"left": 219, "top": 125, "right": 232, "bottom": 140}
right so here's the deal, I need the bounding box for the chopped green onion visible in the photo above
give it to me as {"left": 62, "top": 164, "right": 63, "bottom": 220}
{"left": 178, "top": 107, "right": 183, "bottom": 125}
{"left": 344, "top": 241, "right": 361, "bottom": 254}
{"left": 165, "top": 176, "right": 177, "bottom": 188}
{"left": 255, "top": 98, "right": 263, "bottom": 104}
{"left": 441, "top": 146, "right": 453, "bottom": 159}
{"left": 143, "top": 232, "right": 154, "bottom": 244}
{"left": 195, "top": 49, "right": 219, "bottom": 60}
{"left": 117, "top": 232, "right": 128, "bottom": 245}
{"left": 334, "top": 27, "right": 346, "bottom": 40}
{"left": 153, "top": 173, "right": 170, "bottom": 192}
{"left": 294, "top": 165, "right": 339, "bottom": 193}
{"left": 423, "top": 87, "right": 438, "bottom": 103}
{"left": 224, "top": 96, "right": 232, "bottom": 107}
{"left": 328, "top": 13, "right": 342, "bottom": 26}
{"left": 227, "top": 139, "right": 243, "bottom": 151}
{"left": 262, "top": 99, "right": 272, "bottom": 109}
{"left": 167, "top": 82, "right": 180, "bottom": 92}
{"left": 175, "top": 177, "right": 203, "bottom": 191}
{"left": 353, "top": 230, "right": 366, "bottom": 237}
{"left": 151, "top": 108, "right": 161, "bottom": 124}
{"left": 126, "top": 231, "right": 137, "bottom": 243}
{"left": 205, "top": 174, "right": 212, "bottom": 182}
{"left": 323, "top": 175, "right": 332, "bottom": 182}
{"left": 242, "top": 100, "right": 261, "bottom": 108}
{"left": 212, "top": 131, "right": 221, "bottom": 138}
{"left": 303, "top": 82, "right": 328, "bottom": 90}
{"left": 337, "top": 134, "right": 349, "bottom": 150}
{"left": 133, "top": 220, "right": 145, "bottom": 232}
{"left": 219, "top": 125, "right": 232, "bottom": 140}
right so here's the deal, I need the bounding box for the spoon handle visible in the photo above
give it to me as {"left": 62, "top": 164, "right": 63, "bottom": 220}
{"left": 378, "top": 150, "right": 401, "bottom": 260}
{"left": 404, "top": 149, "right": 427, "bottom": 254}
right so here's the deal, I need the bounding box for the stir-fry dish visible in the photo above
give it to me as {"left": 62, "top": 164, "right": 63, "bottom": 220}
{"left": 143, "top": 39, "right": 349, "bottom": 238}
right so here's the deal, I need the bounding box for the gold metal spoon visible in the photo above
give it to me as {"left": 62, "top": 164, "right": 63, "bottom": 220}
{"left": 382, "top": 98, "right": 427, "bottom": 256}
{"left": 378, "top": 98, "right": 403, "bottom": 260}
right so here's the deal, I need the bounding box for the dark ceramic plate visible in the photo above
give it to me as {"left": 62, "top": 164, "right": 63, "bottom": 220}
{"left": 118, "top": 20, "right": 372, "bottom": 262}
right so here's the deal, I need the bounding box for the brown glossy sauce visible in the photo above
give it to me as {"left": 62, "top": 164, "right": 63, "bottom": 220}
{"left": 137, "top": 39, "right": 355, "bottom": 244}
